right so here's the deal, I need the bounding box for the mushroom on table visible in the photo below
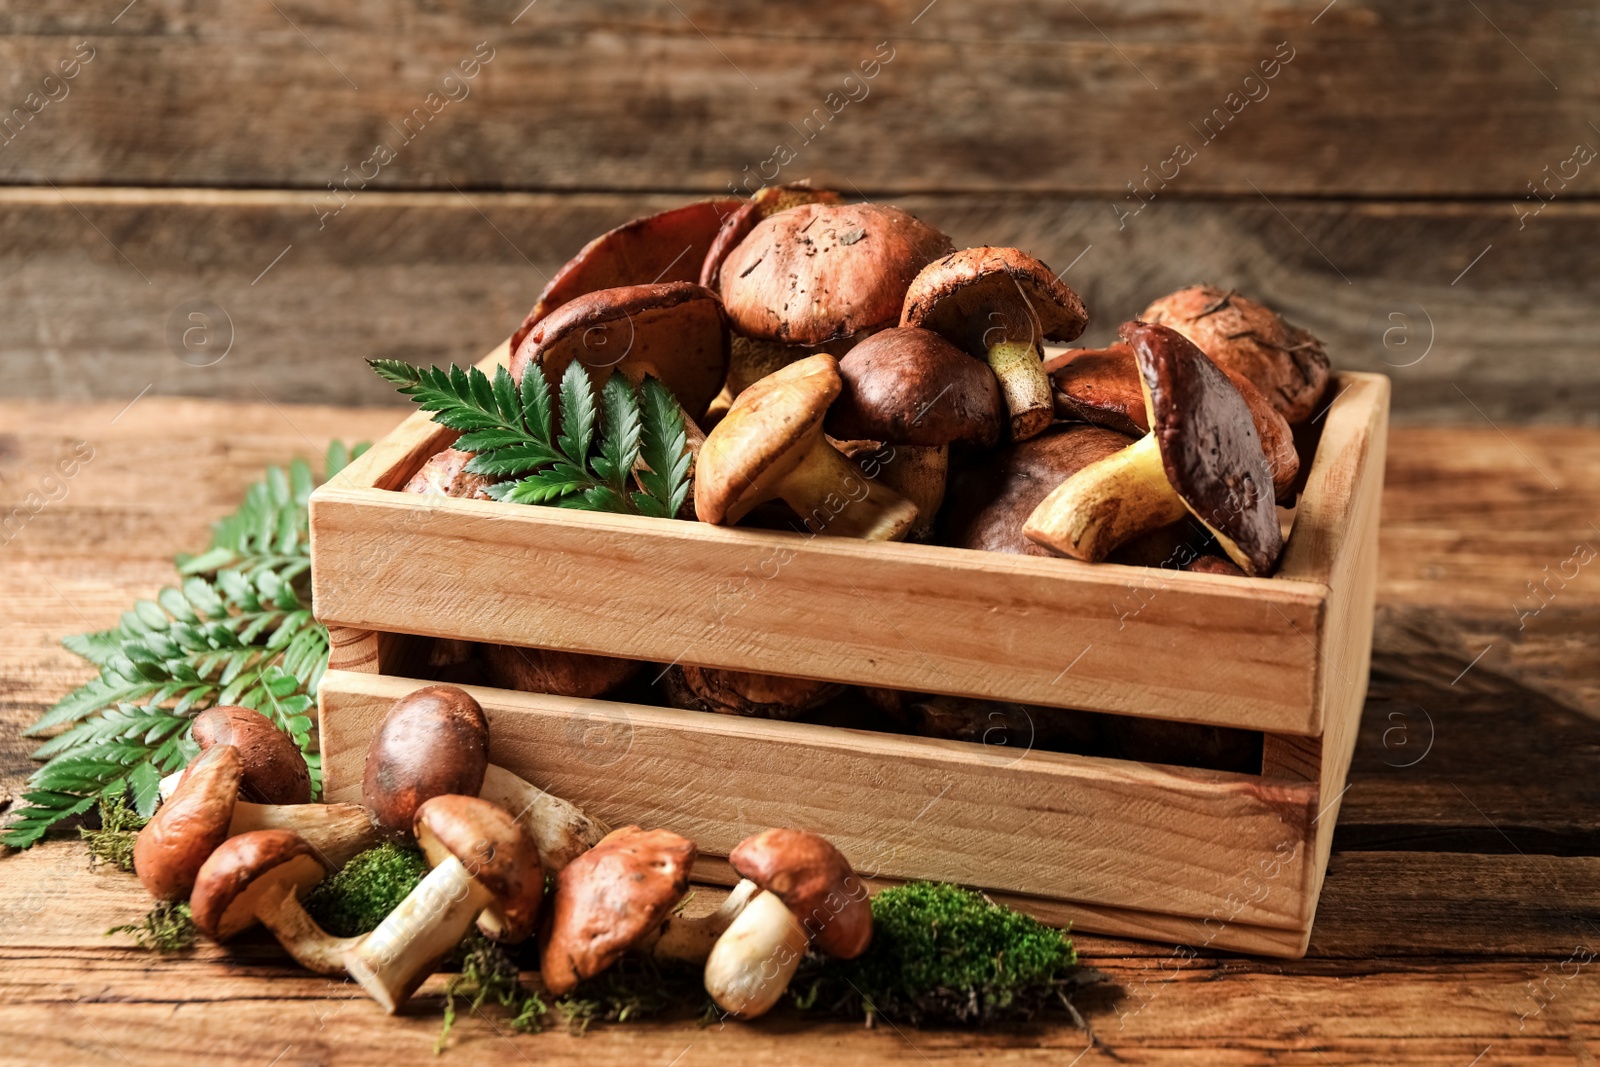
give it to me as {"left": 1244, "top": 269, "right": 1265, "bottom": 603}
{"left": 189, "top": 828, "right": 327, "bottom": 941}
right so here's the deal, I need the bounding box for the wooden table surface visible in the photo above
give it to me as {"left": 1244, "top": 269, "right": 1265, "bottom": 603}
{"left": 2, "top": 398, "right": 1597, "bottom": 1066}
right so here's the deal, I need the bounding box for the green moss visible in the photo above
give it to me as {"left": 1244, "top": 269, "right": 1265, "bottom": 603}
{"left": 80, "top": 795, "right": 147, "bottom": 872}
{"left": 107, "top": 899, "right": 197, "bottom": 953}
{"left": 303, "top": 841, "right": 427, "bottom": 937}
{"left": 552, "top": 957, "right": 712, "bottom": 1034}
{"left": 796, "top": 882, "right": 1080, "bottom": 1026}
{"left": 436, "top": 933, "right": 546, "bottom": 1053}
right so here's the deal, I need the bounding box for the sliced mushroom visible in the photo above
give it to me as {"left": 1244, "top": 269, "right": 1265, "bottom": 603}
{"left": 1048, "top": 341, "right": 1299, "bottom": 501}
{"left": 695, "top": 354, "right": 918, "bottom": 541}
{"left": 1024, "top": 322, "right": 1283, "bottom": 576}
{"left": 660, "top": 664, "right": 842, "bottom": 721}
{"left": 481, "top": 643, "right": 641, "bottom": 700}
{"left": 1140, "top": 285, "right": 1330, "bottom": 424}
{"left": 541, "top": 825, "right": 697, "bottom": 995}
{"left": 901, "top": 247, "right": 1088, "bottom": 442}
{"left": 190, "top": 829, "right": 326, "bottom": 941}
{"left": 513, "top": 198, "right": 742, "bottom": 355}
{"left": 826, "top": 327, "right": 1003, "bottom": 540}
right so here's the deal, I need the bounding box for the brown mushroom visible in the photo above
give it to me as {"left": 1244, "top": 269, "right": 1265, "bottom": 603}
{"left": 345, "top": 794, "right": 544, "bottom": 1013}
{"left": 513, "top": 198, "right": 742, "bottom": 355}
{"left": 825, "top": 327, "right": 1004, "bottom": 539}
{"left": 191, "top": 705, "right": 312, "bottom": 805}
{"left": 700, "top": 183, "right": 843, "bottom": 292}
{"left": 695, "top": 354, "right": 919, "bottom": 541}
{"left": 541, "top": 825, "right": 697, "bottom": 995}
{"left": 402, "top": 446, "right": 495, "bottom": 499}
{"left": 362, "top": 684, "right": 609, "bottom": 872}
{"left": 1024, "top": 322, "right": 1283, "bottom": 576}
{"left": 901, "top": 247, "right": 1089, "bottom": 442}
{"left": 1140, "top": 285, "right": 1330, "bottom": 424}
{"left": 134, "top": 743, "right": 244, "bottom": 900}
{"left": 1048, "top": 341, "right": 1300, "bottom": 501}
{"left": 705, "top": 828, "right": 871, "bottom": 1018}
{"left": 189, "top": 828, "right": 326, "bottom": 941}
{"left": 660, "top": 664, "right": 842, "bottom": 720}
{"left": 482, "top": 643, "right": 641, "bottom": 700}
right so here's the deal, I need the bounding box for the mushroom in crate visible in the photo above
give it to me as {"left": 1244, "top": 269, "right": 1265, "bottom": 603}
{"left": 901, "top": 247, "right": 1088, "bottom": 442}
{"left": 1025, "top": 322, "right": 1283, "bottom": 576}
{"left": 659, "top": 665, "right": 842, "bottom": 720}
{"left": 826, "top": 327, "right": 1004, "bottom": 541}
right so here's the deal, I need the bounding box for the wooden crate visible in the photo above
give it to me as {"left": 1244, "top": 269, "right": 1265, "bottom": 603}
{"left": 309, "top": 340, "right": 1389, "bottom": 958}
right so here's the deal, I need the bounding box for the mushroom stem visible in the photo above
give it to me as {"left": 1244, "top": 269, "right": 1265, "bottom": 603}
{"left": 643, "top": 879, "right": 759, "bottom": 965}
{"left": 229, "top": 802, "right": 384, "bottom": 871}
{"left": 703, "top": 888, "right": 809, "bottom": 1018}
{"left": 867, "top": 444, "right": 948, "bottom": 541}
{"left": 343, "top": 855, "right": 497, "bottom": 1014}
{"left": 1022, "top": 433, "right": 1188, "bottom": 562}
{"left": 478, "top": 763, "right": 610, "bottom": 873}
{"left": 774, "top": 435, "right": 919, "bottom": 541}
{"left": 255, "top": 882, "right": 362, "bottom": 976}
{"left": 987, "top": 340, "right": 1053, "bottom": 442}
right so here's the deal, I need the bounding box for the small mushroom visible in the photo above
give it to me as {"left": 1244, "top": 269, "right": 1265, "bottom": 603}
{"left": 189, "top": 828, "right": 326, "bottom": 941}
{"left": 190, "top": 705, "right": 312, "bottom": 805}
{"left": 1140, "top": 285, "right": 1330, "bottom": 424}
{"left": 826, "top": 327, "right": 1003, "bottom": 540}
{"left": 1024, "top": 322, "right": 1283, "bottom": 576}
{"left": 660, "top": 664, "right": 842, "bottom": 720}
{"left": 901, "top": 247, "right": 1089, "bottom": 442}
{"left": 481, "top": 643, "right": 641, "bottom": 700}
{"left": 704, "top": 828, "right": 871, "bottom": 1018}
{"left": 718, "top": 202, "right": 953, "bottom": 349}
{"left": 363, "top": 684, "right": 609, "bottom": 871}
{"left": 513, "top": 198, "right": 741, "bottom": 355}
{"left": 1048, "top": 341, "right": 1300, "bottom": 501}
{"left": 541, "top": 825, "right": 697, "bottom": 995}
{"left": 403, "top": 446, "right": 495, "bottom": 499}
{"left": 695, "top": 353, "right": 919, "bottom": 541}
{"left": 345, "top": 794, "right": 544, "bottom": 1013}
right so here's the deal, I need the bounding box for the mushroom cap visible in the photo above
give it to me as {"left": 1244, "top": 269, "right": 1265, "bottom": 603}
{"left": 482, "top": 644, "right": 641, "bottom": 699}
{"left": 191, "top": 705, "right": 312, "bottom": 806}
{"left": 942, "top": 425, "right": 1136, "bottom": 554}
{"left": 511, "top": 281, "right": 730, "bottom": 423}
{"left": 1140, "top": 285, "right": 1330, "bottom": 424}
{"left": 415, "top": 794, "right": 545, "bottom": 943}
{"left": 825, "top": 327, "right": 1003, "bottom": 448}
{"left": 719, "top": 203, "right": 953, "bottom": 347}
{"left": 700, "top": 184, "right": 843, "bottom": 291}
{"left": 513, "top": 198, "right": 741, "bottom": 355}
{"left": 694, "top": 353, "right": 840, "bottom": 525}
{"left": 728, "top": 828, "right": 871, "bottom": 959}
{"left": 133, "top": 743, "right": 243, "bottom": 901}
{"left": 901, "top": 247, "right": 1088, "bottom": 354}
{"left": 660, "top": 665, "right": 842, "bottom": 721}
{"left": 362, "top": 684, "right": 490, "bottom": 833}
{"left": 1125, "top": 321, "right": 1283, "bottom": 576}
{"left": 190, "top": 829, "right": 325, "bottom": 941}
{"left": 1051, "top": 342, "right": 1298, "bottom": 500}
{"left": 541, "top": 825, "right": 696, "bottom": 994}
{"left": 403, "top": 446, "right": 495, "bottom": 500}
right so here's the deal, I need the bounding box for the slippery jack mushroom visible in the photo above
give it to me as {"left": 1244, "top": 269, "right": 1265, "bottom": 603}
{"left": 481, "top": 642, "right": 641, "bottom": 700}
{"left": 659, "top": 664, "right": 842, "bottom": 721}
{"left": 901, "top": 247, "right": 1089, "bottom": 442}
{"left": 363, "top": 683, "right": 609, "bottom": 872}
{"left": 825, "top": 327, "right": 1004, "bottom": 540}
{"left": 1023, "top": 322, "right": 1283, "bottom": 576}
{"left": 695, "top": 353, "right": 919, "bottom": 541}
{"left": 402, "top": 445, "right": 495, "bottom": 499}
{"left": 704, "top": 828, "right": 872, "bottom": 1019}
{"left": 189, "top": 828, "right": 327, "bottom": 941}
{"left": 158, "top": 704, "right": 312, "bottom": 805}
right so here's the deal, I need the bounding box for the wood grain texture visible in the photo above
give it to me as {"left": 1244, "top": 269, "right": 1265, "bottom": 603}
{"left": 0, "top": 1, "right": 1591, "bottom": 197}
{"left": 1, "top": 188, "right": 1596, "bottom": 423}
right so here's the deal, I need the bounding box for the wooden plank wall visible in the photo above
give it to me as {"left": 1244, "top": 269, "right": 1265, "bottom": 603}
{"left": 1, "top": 1, "right": 1595, "bottom": 422}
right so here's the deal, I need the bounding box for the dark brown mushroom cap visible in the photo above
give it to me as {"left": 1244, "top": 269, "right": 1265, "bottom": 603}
{"left": 1051, "top": 342, "right": 1298, "bottom": 500}
{"left": 541, "top": 825, "right": 696, "bottom": 995}
{"left": 660, "top": 665, "right": 842, "bottom": 721}
{"left": 729, "top": 828, "right": 871, "bottom": 959}
{"left": 191, "top": 705, "right": 311, "bottom": 806}
{"left": 942, "top": 425, "right": 1136, "bottom": 554}
{"left": 362, "top": 684, "right": 490, "bottom": 833}
{"left": 415, "top": 794, "right": 544, "bottom": 943}
{"left": 1125, "top": 321, "right": 1283, "bottom": 576}
{"left": 513, "top": 198, "right": 741, "bottom": 355}
{"left": 1185, "top": 554, "right": 1248, "bottom": 576}
{"left": 482, "top": 644, "right": 641, "bottom": 699}
{"left": 695, "top": 353, "right": 840, "bottom": 525}
{"left": 403, "top": 446, "right": 495, "bottom": 500}
{"left": 700, "top": 184, "right": 843, "bottom": 292}
{"left": 719, "top": 203, "right": 953, "bottom": 347}
{"left": 190, "top": 828, "right": 324, "bottom": 940}
{"left": 1140, "top": 285, "right": 1330, "bottom": 424}
{"left": 133, "top": 743, "right": 243, "bottom": 901}
{"left": 901, "top": 247, "right": 1088, "bottom": 354}
{"left": 511, "top": 281, "right": 730, "bottom": 423}
{"left": 825, "top": 327, "right": 1003, "bottom": 448}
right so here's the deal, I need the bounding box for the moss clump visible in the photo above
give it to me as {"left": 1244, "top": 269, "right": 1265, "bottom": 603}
{"left": 303, "top": 841, "right": 427, "bottom": 937}
{"left": 796, "top": 882, "right": 1080, "bottom": 1026}
{"left": 108, "top": 899, "right": 197, "bottom": 953}
{"left": 80, "top": 796, "right": 147, "bottom": 872}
